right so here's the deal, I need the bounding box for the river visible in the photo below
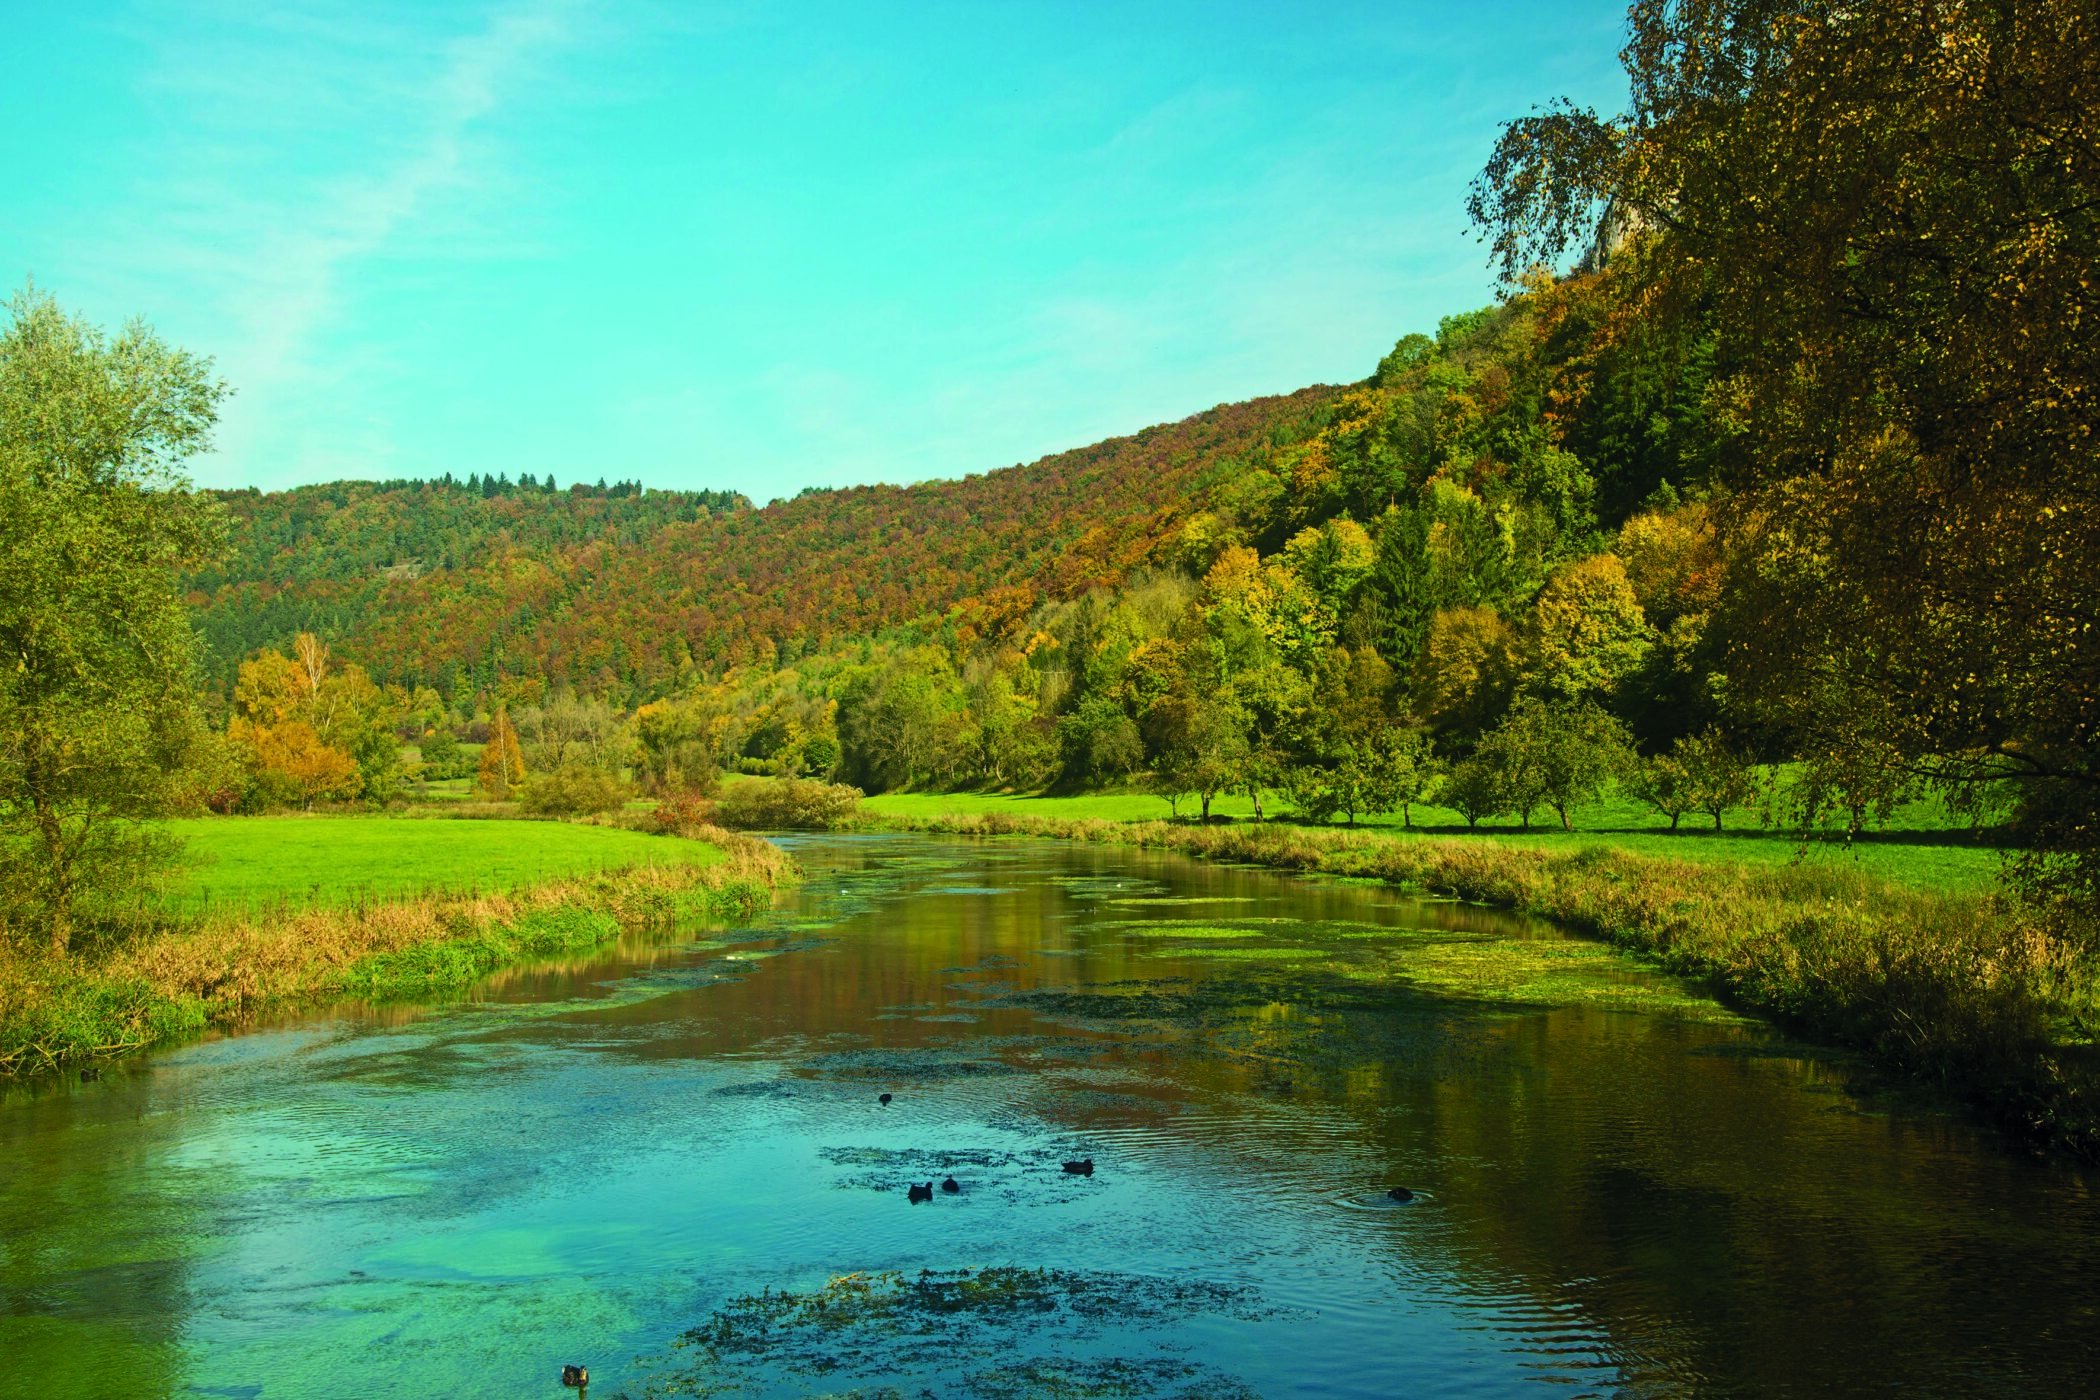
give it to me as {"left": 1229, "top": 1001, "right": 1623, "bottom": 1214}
{"left": 3, "top": 833, "right": 2096, "bottom": 1399}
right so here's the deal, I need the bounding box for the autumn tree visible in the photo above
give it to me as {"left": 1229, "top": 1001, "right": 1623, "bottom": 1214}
{"left": 227, "top": 634, "right": 400, "bottom": 808}
{"left": 478, "top": 709, "right": 526, "bottom": 797}
{"left": 0, "top": 287, "right": 228, "bottom": 956}
{"left": 1472, "top": 0, "right": 2100, "bottom": 922}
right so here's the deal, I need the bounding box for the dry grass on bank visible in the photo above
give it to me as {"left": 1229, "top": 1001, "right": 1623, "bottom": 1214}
{"left": 1, "top": 826, "right": 792, "bottom": 1077}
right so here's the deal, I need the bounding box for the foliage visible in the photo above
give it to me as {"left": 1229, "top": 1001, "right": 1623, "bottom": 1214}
{"left": 227, "top": 633, "right": 402, "bottom": 808}
{"left": 713, "top": 776, "right": 865, "bottom": 830}
{"left": 515, "top": 763, "right": 629, "bottom": 817}
{"left": 185, "top": 388, "right": 1340, "bottom": 698}
{"left": 514, "top": 693, "right": 631, "bottom": 775}
{"left": 1471, "top": 0, "right": 2100, "bottom": 926}
{"left": 1442, "top": 756, "right": 1505, "bottom": 829}
{"left": 1633, "top": 728, "right": 1758, "bottom": 831}
{"left": 1472, "top": 697, "right": 1636, "bottom": 831}
{"left": 477, "top": 710, "right": 525, "bottom": 798}
{"left": 0, "top": 288, "right": 228, "bottom": 957}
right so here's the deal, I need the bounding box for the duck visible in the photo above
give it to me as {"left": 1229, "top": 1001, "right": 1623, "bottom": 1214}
{"left": 940, "top": 1176, "right": 960, "bottom": 1193}
{"left": 907, "top": 1181, "right": 934, "bottom": 1203}
{"left": 1062, "top": 1159, "right": 1094, "bottom": 1176}
{"left": 878, "top": 1092, "right": 893, "bottom": 1106}
{"left": 561, "top": 1363, "right": 589, "bottom": 1388}
{"left": 1386, "top": 1187, "right": 1415, "bottom": 1203}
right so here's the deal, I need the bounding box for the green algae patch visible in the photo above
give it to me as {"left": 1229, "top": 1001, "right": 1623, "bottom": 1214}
{"left": 1096, "top": 913, "right": 1744, "bottom": 1021}
{"left": 1102, "top": 896, "right": 1262, "bottom": 907}
{"left": 632, "top": 1265, "right": 1273, "bottom": 1398}
{"left": 1361, "top": 939, "right": 1752, "bottom": 1022}
{"left": 1108, "top": 921, "right": 1269, "bottom": 939}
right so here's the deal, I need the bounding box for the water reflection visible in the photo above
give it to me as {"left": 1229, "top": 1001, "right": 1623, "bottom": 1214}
{"left": 0, "top": 834, "right": 2094, "bottom": 1399}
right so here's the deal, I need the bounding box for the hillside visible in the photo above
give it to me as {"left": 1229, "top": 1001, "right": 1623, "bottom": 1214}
{"left": 189, "top": 388, "right": 1340, "bottom": 698}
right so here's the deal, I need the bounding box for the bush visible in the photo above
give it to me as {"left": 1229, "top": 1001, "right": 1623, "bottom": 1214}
{"left": 715, "top": 777, "right": 864, "bottom": 830}
{"left": 648, "top": 789, "right": 719, "bottom": 835}
{"left": 515, "top": 764, "right": 629, "bottom": 817}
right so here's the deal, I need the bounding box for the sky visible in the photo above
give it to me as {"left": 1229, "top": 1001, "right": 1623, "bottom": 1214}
{"left": 2, "top": 1, "right": 1630, "bottom": 501}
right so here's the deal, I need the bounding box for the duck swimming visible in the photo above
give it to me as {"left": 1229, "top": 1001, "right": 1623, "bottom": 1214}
{"left": 941, "top": 1176, "right": 960, "bottom": 1193}
{"left": 1062, "top": 1159, "right": 1094, "bottom": 1176}
{"left": 907, "top": 1182, "right": 934, "bottom": 1203}
{"left": 878, "top": 1092, "right": 893, "bottom": 1106}
{"left": 1386, "top": 1187, "right": 1415, "bottom": 1203}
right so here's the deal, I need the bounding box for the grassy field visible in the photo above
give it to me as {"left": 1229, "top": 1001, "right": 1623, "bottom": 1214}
{"left": 164, "top": 815, "right": 721, "bottom": 915}
{"left": 4, "top": 819, "right": 791, "bottom": 1077}
{"left": 862, "top": 784, "right": 2009, "bottom": 894}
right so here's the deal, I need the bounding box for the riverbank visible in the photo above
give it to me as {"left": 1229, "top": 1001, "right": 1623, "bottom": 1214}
{"left": 0, "top": 823, "right": 792, "bottom": 1077}
{"left": 871, "top": 808, "right": 2099, "bottom": 1159}
{"left": 860, "top": 783, "right": 2007, "bottom": 893}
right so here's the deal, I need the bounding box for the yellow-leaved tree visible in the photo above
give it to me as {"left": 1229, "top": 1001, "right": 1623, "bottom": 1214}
{"left": 477, "top": 709, "right": 525, "bottom": 797}
{"left": 227, "top": 633, "right": 400, "bottom": 809}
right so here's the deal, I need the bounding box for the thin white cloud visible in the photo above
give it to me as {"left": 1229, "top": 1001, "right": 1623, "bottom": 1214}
{"left": 111, "top": 0, "right": 577, "bottom": 484}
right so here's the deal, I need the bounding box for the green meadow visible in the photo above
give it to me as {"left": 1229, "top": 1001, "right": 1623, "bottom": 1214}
{"left": 861, "top": 782, "right": 2008, "bottom": 894}
{"left": 164, "top": 815, "right": 722, "bottom": 915}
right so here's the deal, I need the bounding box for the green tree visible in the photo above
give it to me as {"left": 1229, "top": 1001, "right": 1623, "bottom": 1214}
{"left": 1630, "top": 751, "right": 1695, "bottom": 831}
{"left": 1483, "top": 697, "right": 1635, "bottom": 831}
{"left": 1144, "top": 690, "right": 1248, "bottom": 823}
{"left": 1442, "top": 756, "right": 1505, "bottom": 829}
{"left": 1676, "top": 729, "right": 1759, "bottom": 831}
{"left": 0, "top": 288, "right": 228, "bottom": 956}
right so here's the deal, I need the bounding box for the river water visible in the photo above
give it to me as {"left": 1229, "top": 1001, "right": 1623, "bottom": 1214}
{"left": 3, "top": 834, "right": 2097, "bottom": 1399}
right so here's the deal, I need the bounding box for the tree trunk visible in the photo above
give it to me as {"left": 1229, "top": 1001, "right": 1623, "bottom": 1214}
{"left": 1670, "top": 811, "right": 1681, "bottom": 830}
{"left": 1402, "top": 802, "right": 1411, "bottom": 829}
{"left": 1200, "top": 791, "right": 1213, "bottom": 822}
{"left": 1557, "top": 805, "right": 1572, "bottom": 831}
{"left": 35, "top": 797, "right": 71, "bottom": 959}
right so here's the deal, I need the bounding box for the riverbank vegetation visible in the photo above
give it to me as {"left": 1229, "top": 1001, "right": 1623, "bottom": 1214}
{"left": 860, "top": 782, "right": 2005, "bottom": 894}
{"left": 0, "top": 822, "right": 788, "bottom": 1077}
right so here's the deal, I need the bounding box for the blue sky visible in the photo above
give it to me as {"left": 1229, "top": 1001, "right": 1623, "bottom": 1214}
{"left": 3, "top": 2, "right": 1629, "bottom": 500}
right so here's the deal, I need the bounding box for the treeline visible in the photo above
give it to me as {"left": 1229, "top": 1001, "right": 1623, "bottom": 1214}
{"left": 205, "top": 275, "right": 1910, "bottom": 846}
{"left": 617, "top": 287, "right": 1775, "bottom": 829}
{"left": 184, "top": 387, "right": 1341, "bottom": 700}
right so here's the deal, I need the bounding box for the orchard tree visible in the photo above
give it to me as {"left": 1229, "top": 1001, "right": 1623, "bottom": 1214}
{"left": 1483, "top": 697, "right": 1636, "bottom": 831}
{"left": 0, "top": 287, "right": 228, "bottom": 956}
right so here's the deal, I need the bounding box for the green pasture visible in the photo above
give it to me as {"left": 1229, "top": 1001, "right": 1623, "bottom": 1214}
{"left": 862, "top": 782, "right": 2010, "bottom": 894}
{"left": 163, "top": 815, "right": 720, "bottom": 915}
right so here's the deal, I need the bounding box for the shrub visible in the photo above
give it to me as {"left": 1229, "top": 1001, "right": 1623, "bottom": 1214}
{"left": 515, "top": 764, "right": 629, "bottom": 817}
{"left": 648, "top": 789, "right": 719, "bottom": 835}
{"left": 715, "top": 777, "right": 864, "bottom": 830}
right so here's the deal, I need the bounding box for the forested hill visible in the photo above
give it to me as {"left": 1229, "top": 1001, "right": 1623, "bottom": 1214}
{"left": 188, "top": 387, "right": 1340, "bottom": 697}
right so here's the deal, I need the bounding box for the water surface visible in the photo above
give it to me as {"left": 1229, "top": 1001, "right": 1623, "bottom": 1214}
{"left": 4, "top": 834, "right": 2096, "bottom": 1398}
